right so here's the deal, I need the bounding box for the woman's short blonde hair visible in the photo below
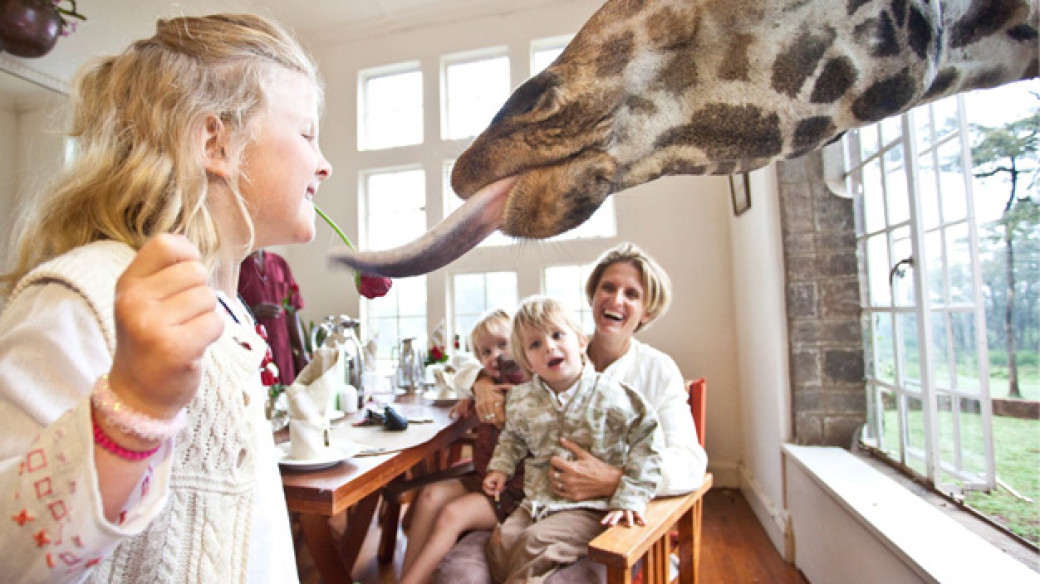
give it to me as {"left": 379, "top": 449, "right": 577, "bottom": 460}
{"left": 584, "top": 242, "right": 672, "bottom": 332}
{"left": 2, "top": 13, "right": 321, "bottom": 292}
{"left": 469, "top": 308, "right": 512, "bottom": 356}
{"left": 510, "top": 296, "right": 586, "bottom": 373}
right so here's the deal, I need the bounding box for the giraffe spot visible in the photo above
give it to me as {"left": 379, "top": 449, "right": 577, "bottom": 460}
{"left": 720, "top": 33, "right": 754, "bottom": 81}
{"left": 1007, "top": 24, "right": 1039, "bottom": 42}
{"left": 851, "top": 68, "right": 916, "bottom": 122}
{"left": 655, "top": 45, "right": 699, "bottom": 95}
{"left": 921, "top": 68, "right": 959, "bottom": 100}
{"left": 874, "top": 12, "right": 900, "bottom": 57}
{"left": 950, "top": 0, "right": 1027, "bottom": 48}
{"left": 655, "top": 103, "right": 783, "bottom": 160}
{"left": 811, "top": 57, "right": 858, "bottom": 103}
{"left": 847, "top": 0, "right": 872, "bottom": 17}
{"left": 647, "top": 6, "right": 692, "bottom": 51}
{"left": 907, "top": 6, "right": 934, "bottom": 59}
{"left": 964, "top": 66, "right": 1016, "bottom": 91}
{"left": 595, "top": 32, "right": 635, "bottom": 79}
{"left": 771, "top": 29, "right": 837, "bottom": 97}
{"left": 890, "top": 0, "right": 908, "bottom": 28}
{"left": 624, "top": 95, "right": 657, "bottom": 116}
{"left": 611, "top": 0, "right": 647, "bottom": 20}
{"left": 793, "top": 116, "right": 836, "bottom": 151}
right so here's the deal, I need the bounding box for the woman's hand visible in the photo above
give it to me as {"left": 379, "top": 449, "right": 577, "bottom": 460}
{"left": 472, "top": 372, "right": 508, "bottom": 429}
{"left": 549, "top": 436, "right": 624, "bottom": 501}
{"left": 451, "top": 397, "right": 475, "bottom": 418}
{"left": 107, "top": 234, "right": 225, "bottom": 420}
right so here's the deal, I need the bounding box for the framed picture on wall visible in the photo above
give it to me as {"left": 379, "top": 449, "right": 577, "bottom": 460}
{"left": 730, "top": 173, "right": 751, "bottom": 216}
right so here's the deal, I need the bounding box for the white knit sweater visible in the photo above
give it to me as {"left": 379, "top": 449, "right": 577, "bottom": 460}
{"left": 0, "top": 241, "right": 296, "bottom": 583}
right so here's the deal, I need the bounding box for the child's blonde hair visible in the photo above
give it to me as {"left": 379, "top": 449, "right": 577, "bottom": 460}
{"left": 469, "top": 308, "right": 512, "bottom": 356}
{"left": 2, "top": 14, "right": 321, "bottom": 293}
{"left": 510, "top": 296, "right": 585, "bottom": 373}
{"left": 585, "top": 242, "right": 672, "bottom": 332}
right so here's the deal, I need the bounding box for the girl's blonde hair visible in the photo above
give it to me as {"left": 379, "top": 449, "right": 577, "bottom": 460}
{"left": 1, "top": 13, "right": 321, "bottom": 293}
{"left": 510, "top": 296, "right": 586, "bottom": 373}
{"left": 469, "top": 308, "right": 512, "bottom": 356}
{"left": 585, "top": 242, "right": 672, "bottom": 332}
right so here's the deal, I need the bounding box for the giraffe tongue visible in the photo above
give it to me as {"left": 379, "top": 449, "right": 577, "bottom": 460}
{"left": 328, "top": 176, "right": 518, "bottom": 278}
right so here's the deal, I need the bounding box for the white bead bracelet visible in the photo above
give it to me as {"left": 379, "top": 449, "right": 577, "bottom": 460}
{"left": 90, "top": 375, "right": 187, "bottom": 443}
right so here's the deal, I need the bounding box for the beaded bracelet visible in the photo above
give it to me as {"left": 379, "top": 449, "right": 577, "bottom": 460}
{"left": 91, "top": 411, "right": 161, "bottom": 461}
{"left": 90, "top": 374, "right": 187, "bottom": 443}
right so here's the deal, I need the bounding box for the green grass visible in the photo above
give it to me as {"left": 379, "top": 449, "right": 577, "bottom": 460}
{"left": 878, "top": 409, "right": 1040, "bottom": 545}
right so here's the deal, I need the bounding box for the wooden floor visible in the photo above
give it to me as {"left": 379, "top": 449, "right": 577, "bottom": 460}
{"left": 296, "top": 487, "right": 810, "bottom": 584}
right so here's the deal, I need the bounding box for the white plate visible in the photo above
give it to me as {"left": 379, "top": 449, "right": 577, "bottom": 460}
{"left": 423, "top": 391, "right": 461, "bottom": 406}
{"left": 276, "top": 441, "right": 363, "bottom": 471}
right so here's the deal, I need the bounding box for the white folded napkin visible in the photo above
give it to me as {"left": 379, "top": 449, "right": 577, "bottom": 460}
{"left": 285, "top": 347, "right": 344, "bottom": 459}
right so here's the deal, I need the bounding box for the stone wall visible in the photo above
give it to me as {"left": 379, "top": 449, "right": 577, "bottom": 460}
{"left": 776, "top": 152, "right": 866, "bottom": 447}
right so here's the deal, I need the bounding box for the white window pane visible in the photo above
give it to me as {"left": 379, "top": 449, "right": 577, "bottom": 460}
{"left": 365, "top": 169, "right": 426, "bottom": 251}
{"left": 360, "top": 68, "right": 422, "bottom": 150}
{"left": 862, "top": 157, "right": 886, "bottom": 233}
{"left": 884, "top": 145, "right": 909, "bottom": 226}
{"left": 396, "top": 277, "right": 428, "bottom": 317}
{"left": 445, "top": 55, "right": 510, "bottom": 140}
{"left": 452, "top": 271, "right": 518, "bottom": 342}
{"left": 532, "top": 47, "right": 563, "bottom": 75}
{"left": 486, "top": 273, "right": 518, "bottom": 309}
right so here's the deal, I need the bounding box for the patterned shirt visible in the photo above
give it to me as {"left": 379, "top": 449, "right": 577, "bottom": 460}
{"left": 487, "top": 363, "right": 663, "bottom": 520}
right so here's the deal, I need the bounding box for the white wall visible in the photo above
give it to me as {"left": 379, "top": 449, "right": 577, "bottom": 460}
{"left": 0, "top": 94, "right": 67, "bottom": 272}
{"left": 729, "top": 167, "right": 795, "bottom": 557}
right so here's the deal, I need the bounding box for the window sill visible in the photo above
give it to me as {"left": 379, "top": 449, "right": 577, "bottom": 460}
{"left": 782, "top": 444, "right": 1039, "bottom": 583}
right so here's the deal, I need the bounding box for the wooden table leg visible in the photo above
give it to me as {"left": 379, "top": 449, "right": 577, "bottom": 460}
{"left": 297, "top": 492, "right": 381, "bottom": 583}
{"left": 337, "top": 492, "right": 381, "bottom": 573}
{"left": 298, "top": 513, "right": 352, "bottom": 584}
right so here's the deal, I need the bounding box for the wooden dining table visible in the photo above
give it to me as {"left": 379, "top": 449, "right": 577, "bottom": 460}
{"left": 278, "top": 394, "right": 476, "bottom": 583}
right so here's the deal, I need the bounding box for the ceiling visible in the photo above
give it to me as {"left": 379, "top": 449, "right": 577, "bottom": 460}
{"left": 1, "top": 0, "right": 562, "bottom": 104}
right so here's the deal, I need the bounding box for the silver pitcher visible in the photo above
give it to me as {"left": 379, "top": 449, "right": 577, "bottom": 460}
{"left": 393, "top": 337, "right": 424, "bottom": 391}
{"left": 312, "top": 314, "right": 365, "bottom": 408}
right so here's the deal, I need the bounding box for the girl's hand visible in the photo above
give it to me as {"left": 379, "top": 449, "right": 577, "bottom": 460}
{"left": 107, "top": 234, "right": 224, "bottom": 420}
{"left": 472, "top": 372, "right": 508, "bottom": 429}
{"left": 483, "top": 471, "right": 507, "bottom": 497}
{"left": 550, "top": 436, "right": 624, "bottom": 501}
{"left": 601, "top": 509, "right": 645, "bottom": 527}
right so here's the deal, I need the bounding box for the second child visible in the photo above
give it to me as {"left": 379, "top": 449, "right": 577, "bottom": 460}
{"left": 400, "top": 309, "right": 528, "bottom": 584}
{"left": 483, "top": 296, "right": 663, "bottom": 583}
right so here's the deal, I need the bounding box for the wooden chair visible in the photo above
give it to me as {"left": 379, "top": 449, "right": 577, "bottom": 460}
{"left": 588, "top": 378, "right": 712, "bottom": 584}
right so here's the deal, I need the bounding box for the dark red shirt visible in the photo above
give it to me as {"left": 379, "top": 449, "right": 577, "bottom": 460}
{"left": 238, "top": 252, "right": 304, "bottom": 383}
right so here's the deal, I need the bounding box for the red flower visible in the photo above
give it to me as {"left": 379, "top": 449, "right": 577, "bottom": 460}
{"left": 314, "top": 204, "right": 394, "bottom": 300}
{"left": 355, "top": 272, "right": 392, "bottom": 299}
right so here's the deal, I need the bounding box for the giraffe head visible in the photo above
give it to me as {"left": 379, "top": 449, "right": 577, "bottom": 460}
{"left": 333, "top": 0, "right": 1038, "bottom": 277}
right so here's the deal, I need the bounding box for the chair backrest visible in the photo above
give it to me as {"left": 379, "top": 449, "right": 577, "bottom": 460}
{"left": 688, "top": 378, "right": 706, "bottom": 448}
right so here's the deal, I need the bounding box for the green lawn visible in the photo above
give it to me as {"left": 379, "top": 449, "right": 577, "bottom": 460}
{"left": 879, "top": 409, "right": 1040, "bottom": 545}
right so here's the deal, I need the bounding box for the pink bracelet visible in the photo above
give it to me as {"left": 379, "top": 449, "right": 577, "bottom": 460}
{"left": 90, "top": 375, "right": 187, "bottom": 442}
{"left": 92, "top": 411, "right": 161, "bottom": 461}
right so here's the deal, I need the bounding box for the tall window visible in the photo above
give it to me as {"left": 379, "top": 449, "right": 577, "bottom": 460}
{"left": 543, "top": 264, "right": 595, "bottom": 334}
{"left": 358, "top": 64, "right": 422, "bottom": 150}
{"left": 452, "top": 271, "right": 519, "bottom": 349}
{"left": 362, "top": 168, "right": 428, "bottom": 363}
{"left": 355, "top": 35, "right": 624, "bottom": 372}
{"left": 846, "top": 79, "right": 1038, "bottom": 544}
